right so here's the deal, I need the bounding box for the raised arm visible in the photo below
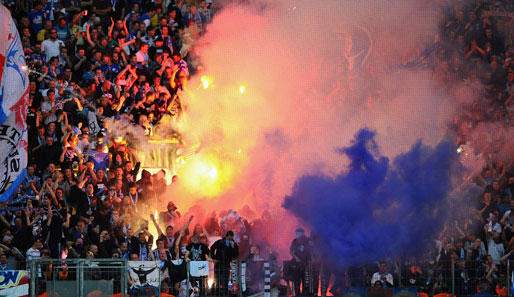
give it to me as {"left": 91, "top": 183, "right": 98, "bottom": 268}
{"left": 150, "top": 214, "right": 164, "bottom": 237}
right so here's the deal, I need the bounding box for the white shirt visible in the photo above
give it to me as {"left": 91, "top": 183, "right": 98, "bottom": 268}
{"left": 41, "top": 39, "right": 64, "bottom": 62}
{"left": 371, "top": 271, "right": 394, "bottom": 286}
{"left": 487, "top": 237, "right": 505, "bottom": 265}
{"left": 26, "top": 247, "right": 41, "bottom": 276}
{"left": 502, "top": 210, "right": 514, "bottom": 227}
{"left": 135, "top": 51, "right": 149, "bottom": 66}
{"left": 41, "top": 100, "right": 58, "bottom": 125}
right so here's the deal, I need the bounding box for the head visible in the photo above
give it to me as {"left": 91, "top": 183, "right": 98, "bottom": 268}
{"left": 295, "top": 228, "right": 305, "bottom": 239}
{"left": 225, "top": 231, "right": 234, "bottom": 241}
{"left": 379, "top": 262, "right": 388, "bottom": 273}
{"left": 49, "top": 29, "right": 58, "bottom": 40}
{"left": 138, "top": 232, "right": 146, "bottom": 243}
{"left": 166, "top": 225, "right": 174, "bottom": 237}
{"left": 0, "top": 254, "right": 8, "bottom": 265}
{"left": 140, "top": 43, "right": 148, "bottom": 54}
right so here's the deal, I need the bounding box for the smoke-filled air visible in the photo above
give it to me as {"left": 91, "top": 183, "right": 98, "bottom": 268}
{"left": 157, "top": 0, "right": 477, "bottom": 264}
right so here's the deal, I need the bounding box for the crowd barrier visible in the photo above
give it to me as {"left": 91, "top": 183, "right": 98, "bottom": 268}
{"left": 18, "top": 258, "right": 514, "bottom": 296}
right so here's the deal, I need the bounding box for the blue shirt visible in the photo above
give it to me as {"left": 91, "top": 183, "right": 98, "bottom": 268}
{"left": 0, "top": 264, "right": 13, "bottom": 271}
{"left": 28, "top": 10, "right": 45, "bottom": 33}
{"left": 54, "top": 25, "right": 69, "bottom": 42}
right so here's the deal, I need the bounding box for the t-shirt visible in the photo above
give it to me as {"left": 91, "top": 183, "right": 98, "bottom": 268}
{"left": 28, "top": 10, "right": 45, "bottom": 33}
{"left": 26, "top": 247, "right": 41, "bottom": 276}
{"left": 186, "top": 243, "right": 209, "bottom": 261}
{"left": 135, "top": 51, "right": 149, "bottom": 66}
{"left": 41, "top": 100, "right": 58, "bottom": 125}
{"left": 54, "top": 25, "right": 69, "bottom": 42}
{"left": 487, "top": 237, "right": 505, "bottom": 265}
{"left": 41, "top": 39, "right": 65, "bottom": 62}
{"left": 290, "top": 236, "right": 310, "bottom": 263}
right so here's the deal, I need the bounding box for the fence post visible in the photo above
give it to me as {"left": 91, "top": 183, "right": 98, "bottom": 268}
{"left": 186, "top": 261, "right": 190, "bottom": 297}
{"left": 321, "top": 263, "right": 326, "bottom": 297}
{"left": 451, "top": 258, "right": 455, "bottom": 297}
{"left": 29, "top": 259, "right": 36, "bottom": 297}
{"left": 398, "top": 261, "right": 402, "bottom": 287}
{"left": 78, "top": 259, "right": 84, "bottom": 297}
{"left": 237, "top": 261, "right": 243, "bottom": 297}
{"left": 122, "top": 259, "right": 127, "bottom": 297}
{"left": 507, "top": 259, "right": 511, "bottom": 297}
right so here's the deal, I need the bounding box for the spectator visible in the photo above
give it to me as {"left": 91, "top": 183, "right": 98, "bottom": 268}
{"left": 288, "top": 227, "right": 311, "bottom": 296}
{"left": 371, "top": 262, "right": 394, "bottom": 288}
{"left": 211, "top": 230, "right": 239, "bottom": 296}
{"left": 41, "top": 28, "right": 65, "bottom": 63}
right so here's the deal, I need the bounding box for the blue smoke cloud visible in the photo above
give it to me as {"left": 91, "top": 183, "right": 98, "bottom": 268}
{"left": 282, "top": 128, "right": 457, "bottom": 266}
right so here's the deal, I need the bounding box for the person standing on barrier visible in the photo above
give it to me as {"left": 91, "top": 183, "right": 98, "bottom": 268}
{"left": 289, "top": 228, "right": 311, "bottom": 296}
{"left": 186, "top": 235, "right": 210, "bottom": 296}
{"left": 211, "top": 230, "right": 239, "bottom": 296}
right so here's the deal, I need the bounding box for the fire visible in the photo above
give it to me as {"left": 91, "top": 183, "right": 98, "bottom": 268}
{"left": 201, "top": 75, "right": 212, "bottom": 89}
{"left": 176, "top": 152, "right": 234, "bottom": 197}
{"left": 154, "top": 210, "right": 158, "bottom": 220}
{"left": 239, "top": 85, "right": 246, "bottom": 94}
{"left": 208, "top": 167, "right": 218, "bottom": 180}
{"left": 207, "top": 278, "right": 214, "bottom": 289}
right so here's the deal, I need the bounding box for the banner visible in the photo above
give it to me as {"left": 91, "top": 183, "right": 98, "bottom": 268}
{"left": 189, "top": 261, "right": 209, "bottom": 277}
{"left": 128, "top": 261, "right": 161, "bottom": 287}
{"left": 0, "top": 270, "right": 29, "bottom": 297}
{"left": 0, "top": 5, "right": 29, "bottom": 203}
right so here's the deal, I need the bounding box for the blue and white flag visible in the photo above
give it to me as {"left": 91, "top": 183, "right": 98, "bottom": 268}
{"left": 0, "top": 6, "right": 29, "bottom": 202}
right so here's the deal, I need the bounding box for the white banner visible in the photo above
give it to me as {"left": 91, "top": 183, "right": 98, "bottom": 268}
{"left": 128, "top": 261, "right": 161, "bottom": 287}
{"left": 189, "top": 261, "right": 209, "bottom": 277}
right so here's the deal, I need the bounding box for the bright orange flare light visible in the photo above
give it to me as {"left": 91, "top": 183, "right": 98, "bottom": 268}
{"left": 201, "top": 75, "right": 212, "bottom": 89}
{"left": 177, "top": 153, "right": 232, "bottom": 197}
{"left": 239, "top": 85, "right": 246, "bottom": 94}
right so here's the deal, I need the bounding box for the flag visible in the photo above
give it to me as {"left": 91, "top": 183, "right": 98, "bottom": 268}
{"left": 86, "top": 150, "right": 109, "bottom": 171}
{"left": 0, "top": 6, "right": 29, "bottom": 202}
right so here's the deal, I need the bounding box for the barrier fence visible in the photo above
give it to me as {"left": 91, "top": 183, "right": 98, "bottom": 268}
{"left": 14, "top": 258, "right": 514, "bottom": 296}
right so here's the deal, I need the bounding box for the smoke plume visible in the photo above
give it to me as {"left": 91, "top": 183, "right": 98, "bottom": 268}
{"left": 152, "top": 0, "right": 471, "bottom": 260}
{"left": 283, "top": 128, "right": 456, "bottom": 265}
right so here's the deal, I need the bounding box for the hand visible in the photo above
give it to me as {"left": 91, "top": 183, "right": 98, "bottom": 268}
{"left": 111, "top": 17, "right": 114, "bottom": 24}
{"left": 188, "top": 215, "right": 194, "bottom": 222}
{"left": 67, "top": 213, "right": 72, "bottom": 220}
{"left": 89, "top": 216, "right": 94, "bottom": 224}
{"left": 150, "top": 214, "right": 155, "bottom": 221}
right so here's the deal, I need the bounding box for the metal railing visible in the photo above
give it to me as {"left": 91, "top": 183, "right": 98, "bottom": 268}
{"left": 29, "top": 258, "right": 128, "bottom": 297}
{"left": 18, "top": 257, "right": 514, "bottom": 297}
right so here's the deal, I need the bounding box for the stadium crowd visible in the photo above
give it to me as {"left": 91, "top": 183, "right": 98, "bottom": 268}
{"left": 3, "top": 0, "right": 514, "bottom": 296}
